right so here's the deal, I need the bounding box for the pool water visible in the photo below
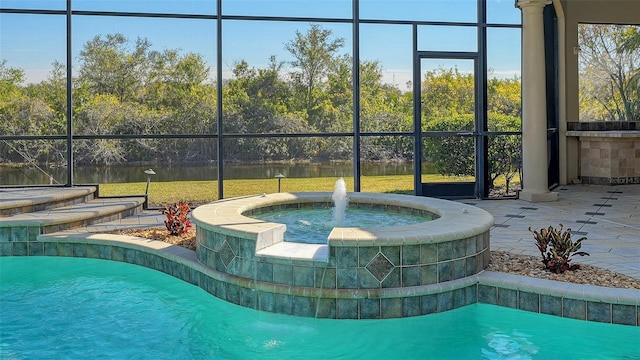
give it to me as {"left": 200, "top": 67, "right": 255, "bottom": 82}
{"left": 252, "top": 207, "right": 428, "bottom": 244}
{"left": 1, "top": 256, "right": 639, "bottom": 359}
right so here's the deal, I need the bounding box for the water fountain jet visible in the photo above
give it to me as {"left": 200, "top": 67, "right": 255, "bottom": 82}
{"left": 331, "top": 177, "right": 348, "bottom": 226}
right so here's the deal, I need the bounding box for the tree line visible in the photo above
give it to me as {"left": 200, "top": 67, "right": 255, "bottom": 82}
{"left": 579, "top": 24, "right": 640, "bottom": 121}
{"left": 1, "top": 24, "right": 523, "bottom": 190}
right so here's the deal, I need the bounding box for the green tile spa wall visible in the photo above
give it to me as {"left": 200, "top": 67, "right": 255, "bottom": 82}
{"left": 196, "top": 228, "right": 490, "bottom": 290}
{"left": 1, "top": 240, "right": 637, "bottom": 325}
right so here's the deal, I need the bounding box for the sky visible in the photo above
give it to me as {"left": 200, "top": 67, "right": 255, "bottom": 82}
{"left": 0, "top": 0, "right": 521, "bottom": 87}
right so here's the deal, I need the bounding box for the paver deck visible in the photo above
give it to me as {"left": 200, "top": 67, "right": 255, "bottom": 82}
{"left": 466, "top": 184, "right": 640, "bottom": 279}
{"left": 44, "top": 184, "right": 640, "bottom": 280}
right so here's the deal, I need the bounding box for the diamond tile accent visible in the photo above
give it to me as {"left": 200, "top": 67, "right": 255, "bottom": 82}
{"left": 366, "top": 253, "right": 395, "bottom": 282}
{"left": 218, "top": 240, "right": 236, "bottom": 268}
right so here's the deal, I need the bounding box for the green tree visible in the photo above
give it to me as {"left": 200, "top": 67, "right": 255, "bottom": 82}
{"left": 488, "top": 76, "right": 521, "bottom": 118}
{"left": 285, "top": 24, "right": 345, "bottom": 130}
{"left": 420, "top": 67, "right": 522, "bottom": 191}
{"left": 0, "top": 61, "right": 64, "bottom": 168}
{"left": 24, "top": 61, "right": 68, "bottom": 135}
{"left": 224, "top": 57, "right": 292, "bottom": 133}
{"left": 487, "top": 114, "right": 521, "bottom": 194}
{"left": 0, "top": 60, "right": 26, "bottom": 135}
{"left": 423, "top": 113, "right": 521, "bottom": 192}
{"left": 421, "top": 67, "right": 474, "bottom": 123}
{"left": 423, "top": 115, "right": 476, "bottom": 177}
{"left": 620, "top": 26, "right": 640, "bottom": 104}
{"left": 358, "top": 60, "right": 413, "bottom": 161}
{"left": 222, "top": 57, "right": 317, "bottom": 161}
{"left": 78, "top": 33, "right": 151, "bottom": 102}
{"left": 146, "top": 49, "right": 212, "bottom": 110}
{"left": 578, "top": 24, "right": 640, "bottom": 121}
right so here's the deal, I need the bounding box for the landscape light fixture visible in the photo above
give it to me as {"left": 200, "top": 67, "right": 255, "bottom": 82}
{"left": 274, "top": 173, "right": 285, "bottom": 192}
{"left": 144, "top": 168, "right": 156, "bottom": 195}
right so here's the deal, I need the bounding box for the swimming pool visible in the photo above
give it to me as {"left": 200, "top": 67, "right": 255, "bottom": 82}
{"left": 1, "top": 256, "right": 638, "bottom": 359}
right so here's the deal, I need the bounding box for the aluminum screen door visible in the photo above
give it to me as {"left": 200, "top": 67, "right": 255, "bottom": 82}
{"left": 416, "top": 54, "right": 480, "bottom": 198}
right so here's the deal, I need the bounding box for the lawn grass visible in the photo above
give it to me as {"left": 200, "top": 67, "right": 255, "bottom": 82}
{"left": 99, "top": 175, "right": 413, "bottom": 206}
{"left": 99, "top": 173, "right": 519, "bottom": 207}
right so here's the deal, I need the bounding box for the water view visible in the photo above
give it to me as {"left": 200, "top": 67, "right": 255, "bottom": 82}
{"left": 0, "top": 162, "right": 419, "bottom": 185}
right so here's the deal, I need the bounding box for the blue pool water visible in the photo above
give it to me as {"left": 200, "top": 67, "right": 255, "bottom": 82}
{"left": 1, "top": 256, "right": 639, "bottom": 359}
{"left": 253, "top": 208, "right": 428, "bottom": 244}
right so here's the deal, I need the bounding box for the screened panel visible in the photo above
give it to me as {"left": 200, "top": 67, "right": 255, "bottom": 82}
{"left": 417, "top": 25, "right": 477, "bottom": 52}
{"left": 73, "top": 138, "right": 218, "bottom": 205}
{"left": 0, "top": 0, "right": 523, "bottom": 200}
{"left": 73, "top": 137, "right": 217, "bottom": 171}
{"left": 487, "top": 27, "right": 522, "bottom": 81}
{"left": 487, "top": 0, "right": 521, "bottom": 24}
{"left": 487, "top": 27, "right": 521, "bottom": 129}
{"left": 420, "top": 58, "right": 476, "bottom": 132}
{"left": 0, "top": 139, "right": 68, "bottom": 185}
{"left": 71, "top": 15, "right": 217, "bottom": 135}
{"left": 1, "top": 14, "right": 67, "bottom": 136}
{"left": 0, "top": 0, "right": 65, "bottom": 10}
{"left": 222, "top": 0, "right": 350, "bottom": 18}
{"left": 222, "top": 20, "right": 353, "bottom": 134}
{"left": 360, "top": 135, "right": 414, "bottom": 194}
{"left": 487, "top": 28, "right": 522, "bottom": 131}
{"left": 360, "top": 0, "right": 477, "bottom": 23}
{"left": 222, "top": 136, "right": 353, "bottom": 197}
{"left": 359, "top": 24, "right": 413, "bottom": 133}
{"left": 487, "top": 134, "right": 521, "bottom": 198}
{"left": 421, "top": 136, "right": 475, "bottom": 183}
{"left": 72, "top": 0, "right": 216, "bottom": 15}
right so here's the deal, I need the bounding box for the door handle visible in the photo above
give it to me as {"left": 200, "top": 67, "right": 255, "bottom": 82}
{"left": 456, "top": 132, "right": 475, "bottom": 136}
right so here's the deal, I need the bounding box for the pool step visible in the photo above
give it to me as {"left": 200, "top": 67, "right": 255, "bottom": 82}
{"left": 256, "top": 241, "right": 329, "bottom": 264}
{"left": 0, "top": 186, "right": 97, "bottom": 217}
{"left": 0, "top": 194, "right": 147, "bottom": 242}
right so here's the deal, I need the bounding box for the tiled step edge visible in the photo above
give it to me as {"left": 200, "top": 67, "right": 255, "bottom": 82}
{"left": 0, "top": 197, "right": 146, "bottom": 241}
{"left": 0, "top": 186, "right": 97, "bottom": 217}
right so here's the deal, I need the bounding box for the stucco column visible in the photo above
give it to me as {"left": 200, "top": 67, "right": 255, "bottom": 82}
{"left": 517, "top": 0, "right": 558, "bottom": 202}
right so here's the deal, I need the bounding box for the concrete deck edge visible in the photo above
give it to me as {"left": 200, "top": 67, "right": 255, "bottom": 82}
{"left": 0, "top": 197, "right": 146, "bottom": 227}
{"left": 0, "top": 186, "right": 97, "bottom": 210}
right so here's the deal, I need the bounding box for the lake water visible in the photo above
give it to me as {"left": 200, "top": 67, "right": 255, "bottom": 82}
{"left": 0, "top": 162, "right": 421, "bottom": 185}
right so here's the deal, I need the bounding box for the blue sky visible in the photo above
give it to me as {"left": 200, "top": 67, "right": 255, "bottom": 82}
{"left": 0, "top": 0, "right": 521, "bottom": 86}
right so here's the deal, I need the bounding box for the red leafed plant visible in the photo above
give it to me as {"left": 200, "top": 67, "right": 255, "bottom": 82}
{"left": 529, "top": 224, "right": 589, "bottom": 274}
{"left": 160, "top": 201, "right": 192, "bottom": 236}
